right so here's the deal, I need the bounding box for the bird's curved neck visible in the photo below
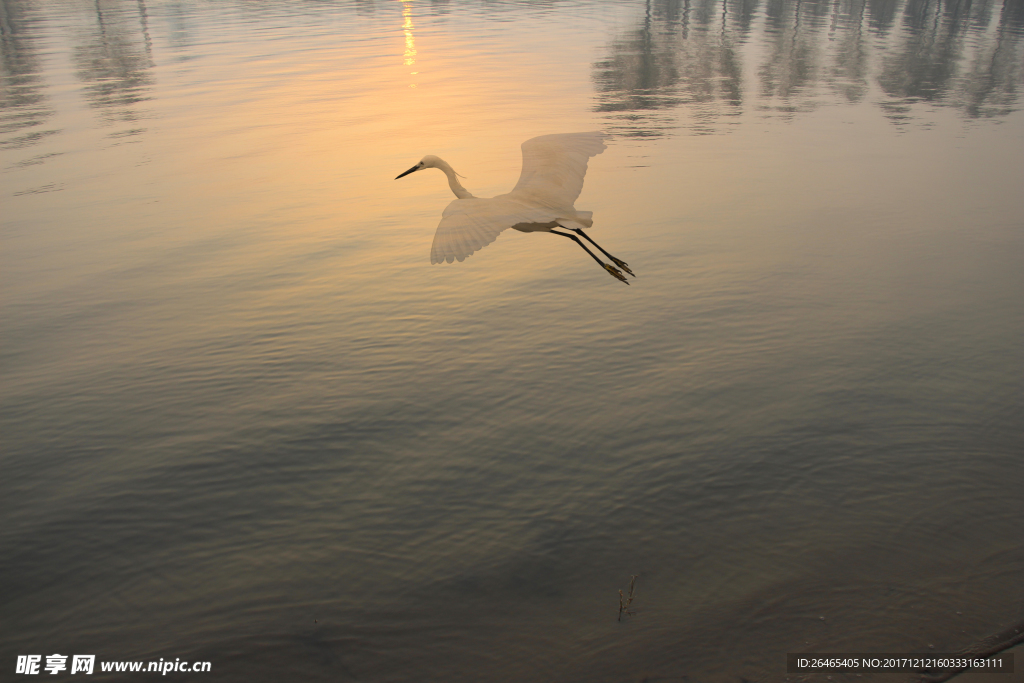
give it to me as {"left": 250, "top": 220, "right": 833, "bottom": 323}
{"left": 436, "top": 159, "right": 474, "bottom": 199}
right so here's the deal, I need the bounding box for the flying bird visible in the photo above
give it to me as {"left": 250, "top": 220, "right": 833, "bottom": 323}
{"left": 395, "top": 132, "right": 633, "bottom": 283}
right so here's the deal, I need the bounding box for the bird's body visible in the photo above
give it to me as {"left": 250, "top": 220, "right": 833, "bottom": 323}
{"left": 395, "top": 132, "right": 633, "bottom": 282}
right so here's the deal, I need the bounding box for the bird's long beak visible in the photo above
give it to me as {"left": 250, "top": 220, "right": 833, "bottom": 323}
{"left": 395, "top": 165, "right": 419, "bottom": 180}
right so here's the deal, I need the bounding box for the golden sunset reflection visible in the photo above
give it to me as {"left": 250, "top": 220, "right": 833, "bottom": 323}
{"left": 402, "top": 0, "right": 417, "bottom": 70}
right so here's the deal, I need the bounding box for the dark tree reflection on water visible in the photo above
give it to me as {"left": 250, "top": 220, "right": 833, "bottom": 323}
{"left": 594, "top": 0, "right": 1024, "bottom": 136}
{"left": 0, "top": 0, "right": 155, "bottom": 157}
{"left": 3, "top": 0, "right": 1022, "bottom": 155}
{"left": 593, "top": 0, "right": 749, "bottom": 136}
{"left": 0, "top": 0, "right": 56, "bottom": 152}
{"left": 880, "top": 0, "right": 1024, "bottom": 119}
{"left": 73, "top": 0, "right": 155, "bottom": 135}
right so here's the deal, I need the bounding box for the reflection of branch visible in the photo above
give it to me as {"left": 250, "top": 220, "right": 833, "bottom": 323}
{"left": 137, "top": 0, "right": 154, "bottom": 61}
{"left": 0, "top": 0, "right": 12, "bottom": 37}
{"left": 618, "top": 574, "right": 639, "bottom": 621}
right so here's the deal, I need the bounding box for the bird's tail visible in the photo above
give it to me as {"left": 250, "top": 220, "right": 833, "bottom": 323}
{"left": 565, "top": 211, "right": 593, "bottom": 228}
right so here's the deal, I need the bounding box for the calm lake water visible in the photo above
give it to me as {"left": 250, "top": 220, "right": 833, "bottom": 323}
{"left": 2, "top": 0, "right": 1023, "bottom": 681}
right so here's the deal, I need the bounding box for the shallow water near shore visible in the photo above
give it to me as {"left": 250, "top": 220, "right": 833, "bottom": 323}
{"left": 2, "top": 0, "right": 1024, "bottom": 680}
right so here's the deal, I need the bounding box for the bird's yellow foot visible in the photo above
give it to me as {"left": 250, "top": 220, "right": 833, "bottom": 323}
{"left": 603, "top": 263, "right": 629, "bottom": 284}
{"left": 611, "top": 257, "right": 635, "bottom": 277}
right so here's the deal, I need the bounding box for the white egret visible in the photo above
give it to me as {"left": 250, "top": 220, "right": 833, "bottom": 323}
{"left": 395, "top": 132, "right": 634, "bottom": 283}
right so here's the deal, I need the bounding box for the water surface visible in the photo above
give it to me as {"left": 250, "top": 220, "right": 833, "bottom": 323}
{"left": 2, "top": 0, "right": 1023, "bottom": 681}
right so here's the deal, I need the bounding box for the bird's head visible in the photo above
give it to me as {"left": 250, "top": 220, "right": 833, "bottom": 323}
{"left": 395, "top": 155, "right": 442, "bottom": 180}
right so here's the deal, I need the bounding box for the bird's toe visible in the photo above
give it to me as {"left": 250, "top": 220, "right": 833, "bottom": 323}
{"left": 611, "top": 257, "right": 635, "bottom": 277}
{"left": 603, "top": 263, "right": 629, "bottom": 284}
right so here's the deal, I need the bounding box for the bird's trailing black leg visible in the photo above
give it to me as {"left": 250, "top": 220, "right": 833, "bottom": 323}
{"left": 572, "top": 228, "right": 634, "bottom": 277}
{"left": 550, "top": 229, "right": 628, "bottom": 284}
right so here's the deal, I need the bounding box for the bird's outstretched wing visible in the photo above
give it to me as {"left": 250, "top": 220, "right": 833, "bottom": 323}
{"left": 431, "top": 198, "right": 557, "bottom": 264}
{"left": 506, "top": 132, "right": 608, "bottom": 211}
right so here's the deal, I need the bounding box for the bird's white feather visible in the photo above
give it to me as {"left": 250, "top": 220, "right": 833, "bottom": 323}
{"left": 506, "top": 132, "right": 608, "bottom": 211}
{"left": 430, "top": 198, "right": 559, "bottom": 264}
